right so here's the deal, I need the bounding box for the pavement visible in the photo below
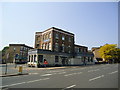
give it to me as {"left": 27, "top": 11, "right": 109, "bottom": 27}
{"left": 0, "top": 63, "right": 84, "bottom": 77}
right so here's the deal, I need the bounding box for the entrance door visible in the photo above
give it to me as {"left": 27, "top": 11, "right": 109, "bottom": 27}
{"left": 61, "top": 57, "right": 68, "bottom": 66}
{"left": 38, "top": 55, "right": 43, "bottom": 63}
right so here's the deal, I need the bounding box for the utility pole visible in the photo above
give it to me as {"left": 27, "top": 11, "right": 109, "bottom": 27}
{"left": 5, "top": 53, "right": 9, "bottom": 74}
{"left": 14, "top": 48, "right": 17, "bottom": 68}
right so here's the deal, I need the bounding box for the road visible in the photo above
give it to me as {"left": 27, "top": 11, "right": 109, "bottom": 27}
{"left": 1, "top": 64, "right": 119, "bottom": 89}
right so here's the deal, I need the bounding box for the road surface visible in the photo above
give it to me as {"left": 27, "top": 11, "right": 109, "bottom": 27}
{"left": 1, "top": 64, "right": 119, "bottom": 89}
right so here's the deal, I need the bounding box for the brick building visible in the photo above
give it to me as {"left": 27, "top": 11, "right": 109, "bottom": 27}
{"left": 28, "top": 27, "right": 94, "bottom": 67}
{"left": 4, "top": 44, "right": 33, "bottom": 63}
{"left": 35, "top": 27, "right": 74, "bottom": 54}
{"left": 74, "top": 44, "right": 94, "bottom": 65}
{"left": 92, "top": 47, "right": 103, "bottom": 62}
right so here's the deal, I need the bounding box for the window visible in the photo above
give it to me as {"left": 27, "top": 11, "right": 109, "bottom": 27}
{"left": 62, "top": 35, "right": 65, "bottom": 40}
{"left": 55, "top": 56, "right": 59, "bottom": 63}
{"left": 37, "top": 36, "right": 40, "bottom": 41}
{"left": 79, "top": 48, "right": 81, "bottom": 52}
{"left": 20, "top": 47, "right": 23, "bottom": 50}
{"left": 47, "top": 43, "right": 49, "bottom": 50}
{"left": 55, "top": 33, "right": 59, "bottom": 39}
{"left": 88, "top": 57, "right": 90, "bottom": 62}
{"left": 43, "top": 44, "right": 45, "bottom": 49}
{"left": 62, "top": 44, "right": 65, "bottom": 52}
{"left": 46, "top": 34, "right": 48, "bottom": 39}
{"left": 84, "top": 49, "right": 87, "bottom": 52}
{"left": 38, "top": 55, "right": 43, "bottom": 63}
{"left": 55, "top": 43, "right": 59, "bottom": 51}
{"left": 31, "top": 55, "right": 33, "bottom": 62}
{"left": 34, "top": 55, "right": 36, "bottom": 62}
{"left": 77, "top": 48, "right": 79, "bottom": 53}
{"left": 28, "top": 55, "right": 30, "bottom": 62}
{"left": 68, "top": 50, "right": 71, "bottom": 53}
{"left": 49, "top": 43, "right": 51, "bottom": 50}
{"left": 68, "top": 45, "right": 71, "bottom": 53}
{"left": 68, "top": 37, "right": 71, "bottom": 42}
{"left": 49, "top": 33, "right": 51, "bottom": 38}
{"left": 91, "top": 57, "right": 93, "bottom": 62}
{"left": 45, "top": 43, "right": 48, "bottom": 49}
{"left": 37, "top": 44, "right": 39, "bottom": 48}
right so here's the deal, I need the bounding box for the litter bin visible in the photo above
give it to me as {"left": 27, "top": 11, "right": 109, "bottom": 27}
{"left": 19, "top": 65, "right": 23, "bottom": 74}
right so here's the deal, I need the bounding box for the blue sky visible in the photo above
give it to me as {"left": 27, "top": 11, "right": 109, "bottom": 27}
{"left": 1, "top": 2, "right": 118, "bottom": 50}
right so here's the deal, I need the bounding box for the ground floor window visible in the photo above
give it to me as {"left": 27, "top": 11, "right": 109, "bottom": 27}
{"left": 55, "top": 56, "right": 59, "bottom": 63}
{"left": 34, "top": 55, "right": 37, "bottom": 62}
{"left": 91, "top": 57, "right": 93, "bottom": 62}
{"left": 28, "top": 55, "right": 30, "bottom": 62}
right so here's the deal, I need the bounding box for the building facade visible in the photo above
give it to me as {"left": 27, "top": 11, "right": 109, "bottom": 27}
{"left": 74, "top": 44, "right": 94, "bottom": 65}
{"left": 5, "top": 44, "right": 33, "bottom": 63}
{"left": 28, "top": 27, "right": 94, "bottom": 67}
{"left": 28, "top": 49, "right": 72, "bottom": 67}
{"left": 35, "top": 27, "right": 74, "bottom": 54}
{"left": 92, "top": 47, "right": 103, "bottom": 63}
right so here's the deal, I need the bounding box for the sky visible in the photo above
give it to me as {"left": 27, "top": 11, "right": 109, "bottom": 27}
{"left": 0, "top": 2, "right": 118, "bottom": 50}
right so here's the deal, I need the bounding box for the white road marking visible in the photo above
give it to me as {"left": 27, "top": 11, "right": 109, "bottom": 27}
{"left": 0, "top": 82, "right": 26, "bottom": 88}
{"left": 1, "top": 78, "right": 49, "bottom": 88}
{"left": 103, "top": 67, "right": 109, "bottom": 70}
{"left": 64, "top": 72, "right": 82, "bottom": 76}
{"left": 26, "top": 78, "right": 49, "bottom": 83}
{"left": 29, "top": 73, "right": 38, "bottom": 75}
{"left": 70, "top": 67, "right": 85, "bottom": 71}
{"left": 109, "top": 71, "right": 118, "bottom": 75}
{"left": 66, "top": 85, "right": 76, "bottom": 88}
{"left": 88, "top": 69, "right": 100, "bottom": 72}
{"left": 58, "top": 72, "right": 66, "bottom": 74}
{"left": 41, "top": 74, "right": 52, "bottom": 76}
{"left": 89, "top": 75, "right": 104, "bottom": 82}
{"left": 49, "top": 70, "right": 65, "bottom": 73}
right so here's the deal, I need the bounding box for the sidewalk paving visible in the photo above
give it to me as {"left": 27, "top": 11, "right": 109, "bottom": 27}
{"left": 0, "top": 65, "right": 71, "bottom": 77}
{"left": 0, "top": 63, "right": 95, "bottom": 77}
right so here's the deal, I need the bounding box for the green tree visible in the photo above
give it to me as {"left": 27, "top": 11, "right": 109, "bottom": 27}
{"left": 99, "top": 44, "right": 120, "bottom": 63}
{"left": 2, "top": 46, "right": 9, "bottom": 61}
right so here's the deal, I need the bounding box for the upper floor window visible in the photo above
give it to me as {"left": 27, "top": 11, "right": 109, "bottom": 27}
{"left": 46, "top": 34, "right": 48, "bottom": 39}
{"left": 79, "top": 48, "right": 81, "bottom": 52}
{"left": 55, "top": 43, "right": 59, "bottom": 51}
{"left": 62, "top": 35, "right": 65, "bottom": 40}
{"left": 55, "top": 33, "right": 59, "bottom": 39}
{"left": 49, "top": 33, "right": 51, "bottom": 38}
{"left": 62, "top": 44, "right": 65, "bottom": 52}
{"left": 68, "top": 37, "right": 71, "bottom": 42}
{"left": 49, "top": 43, "right": 51, "bottom": 50}
{"left": 43, "top": 44, "right": 45, "bottom": 49}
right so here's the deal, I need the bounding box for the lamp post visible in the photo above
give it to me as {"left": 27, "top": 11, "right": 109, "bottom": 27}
{"left": 14, "top": 48, "right": 17, "bottom": 68}
{"left": 5, "top": 53, "right": 9, "bottom": 74}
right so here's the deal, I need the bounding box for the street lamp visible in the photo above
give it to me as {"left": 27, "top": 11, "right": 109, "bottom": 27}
{"left": 14, "top": 48, "right": 17, "bottom": 68}
{"left": 5, "top": 53, "right": 9, "bottom": 74}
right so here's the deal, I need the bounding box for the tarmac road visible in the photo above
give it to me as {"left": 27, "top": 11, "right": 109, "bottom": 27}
{"left": 1, "top": 64, "right": 119, "bottom": 89}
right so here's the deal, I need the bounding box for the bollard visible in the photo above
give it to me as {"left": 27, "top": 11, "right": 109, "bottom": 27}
{"left": 18, "top": 65, "right": 23, "bottom": 74}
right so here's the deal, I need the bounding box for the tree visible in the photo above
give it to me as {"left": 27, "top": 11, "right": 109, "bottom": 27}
{"left": 2, "top": 46, "right": 9, "bottom": 63}
{"left": 99, "top": 44, "right": 120, "bottom": 63}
